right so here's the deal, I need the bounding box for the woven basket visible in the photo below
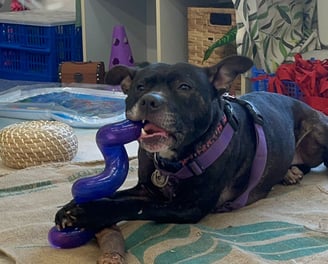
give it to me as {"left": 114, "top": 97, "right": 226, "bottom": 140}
{"left": 188, "top": 7, "right": 240, "bottom": 93}
{"left": 0, "top": 120, "right": 78, "bottom": 169}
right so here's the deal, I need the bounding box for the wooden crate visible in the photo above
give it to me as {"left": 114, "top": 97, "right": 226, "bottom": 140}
{"left": 188, "top": 7, "right": 240, "bottom": 93}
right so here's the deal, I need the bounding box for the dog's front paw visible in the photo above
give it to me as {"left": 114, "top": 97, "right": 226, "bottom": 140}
{"left": 55, "top": 200, "right": 87, "bottom": 230}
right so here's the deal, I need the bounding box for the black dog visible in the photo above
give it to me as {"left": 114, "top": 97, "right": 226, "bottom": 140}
{"left": 55, "top": 56, "right": 328, "bottom": 232}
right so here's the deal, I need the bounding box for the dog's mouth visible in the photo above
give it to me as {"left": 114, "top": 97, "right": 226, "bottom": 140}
{"left": 138, "top": 121, "right": 173, "bottom": 153}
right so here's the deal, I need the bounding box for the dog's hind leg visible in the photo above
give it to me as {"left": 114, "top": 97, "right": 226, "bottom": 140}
{"left": 283, "top": 164, "right": 310, "bottom": 185}
{"left": 284, "top": 115, "right": 328, "bottom": 185}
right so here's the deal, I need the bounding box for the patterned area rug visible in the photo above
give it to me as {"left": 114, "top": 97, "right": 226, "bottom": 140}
{"left": 0, "top": 159, "right": 328, "bottom": 264}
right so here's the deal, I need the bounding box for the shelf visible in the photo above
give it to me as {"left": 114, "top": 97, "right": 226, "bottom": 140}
{"left": 81, "top": 0, "right": 221, "bottom": 69}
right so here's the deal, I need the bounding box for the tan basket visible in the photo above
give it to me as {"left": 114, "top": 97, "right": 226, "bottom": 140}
{"left": 0, "top": 120, "right": 78, "bottom": 169}
{"left": 188, "top": 7, "right": 240, "bottom": 93}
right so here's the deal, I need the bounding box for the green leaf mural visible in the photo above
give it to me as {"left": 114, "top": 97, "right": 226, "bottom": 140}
{"left": 277, "top": 5, "right": 292, "bottom": 24}
{"left": 279, "top": 40, "right": 288, "bottom": 58}
{"left": 231, "top": 0, "right": 319, "bottom": 73}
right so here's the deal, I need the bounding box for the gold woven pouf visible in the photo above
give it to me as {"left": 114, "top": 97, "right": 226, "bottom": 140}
{"left": 0, "top": 120, "right": 78, "bottom": 169}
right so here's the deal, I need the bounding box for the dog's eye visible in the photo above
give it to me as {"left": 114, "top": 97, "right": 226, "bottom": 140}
{"left": 136, "top": 84, "right": 145, "bottom": 91}
{"left": 178, "top": 83, "right": 191, "bottom": 91}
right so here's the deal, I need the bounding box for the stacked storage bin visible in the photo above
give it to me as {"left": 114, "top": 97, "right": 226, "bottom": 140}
{"left": 187, "top": 6, "right": 241, "bottom": 94}
{"left": 0, "top": 10, "right": 82, "bottom": 82}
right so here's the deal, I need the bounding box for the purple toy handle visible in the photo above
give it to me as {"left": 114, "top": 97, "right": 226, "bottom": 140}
{"left": 48, "top": 226, "right": 94, "bottom": 249}
{"left": 72, "top": 119, "right": 142, "bottom": 204}
{"left": 48, "top": 119, "right": 142, "bottom": 249}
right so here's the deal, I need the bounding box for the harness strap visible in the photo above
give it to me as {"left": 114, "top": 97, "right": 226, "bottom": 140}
{"left": 216, "top": 122, "right": 267, "bottom": 212}
{"left": 154, "top": 96, "right": 268, "bottom": 211}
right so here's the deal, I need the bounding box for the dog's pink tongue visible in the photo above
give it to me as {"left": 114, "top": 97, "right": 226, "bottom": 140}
{"left": 140, "top": 123, "right": 168, "bottom": 139}
{"left": 139, "top": 123, "right": 171, "bottom": 153}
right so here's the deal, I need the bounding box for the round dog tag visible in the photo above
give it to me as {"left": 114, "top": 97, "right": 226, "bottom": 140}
{"left": 151, "top": 170, "right": 169, "bottom": 188}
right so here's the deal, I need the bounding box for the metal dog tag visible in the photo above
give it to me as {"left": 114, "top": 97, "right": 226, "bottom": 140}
{"left": 151, "top": 170, "right": 169, "bottom": 188}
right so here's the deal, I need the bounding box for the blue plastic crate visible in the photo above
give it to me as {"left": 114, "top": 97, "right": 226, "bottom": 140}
{"left": 282, "top": 80, "right": 304, "bottom": 100}
{"left": 251, "top": 66, "right": 304, "bottom": 100}
{"left": 0, "top": 11, "right": 82, "bottom": 82}
{"left": 251, "top": 66, "right": 274, "bottom": 92}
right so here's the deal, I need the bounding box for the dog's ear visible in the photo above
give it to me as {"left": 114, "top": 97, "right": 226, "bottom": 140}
{"left": 105, "top": 66, "right": 137, "bottom": 94}
{"left": 206, "top": 56, "right": 253, "bottom": 92}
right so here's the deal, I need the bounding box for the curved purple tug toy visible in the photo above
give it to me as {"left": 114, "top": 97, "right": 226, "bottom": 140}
{"left": 48, "top": 120, "right": 142, "bottom": 249}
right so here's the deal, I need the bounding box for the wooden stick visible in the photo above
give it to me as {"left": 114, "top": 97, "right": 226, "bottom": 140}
{"left": 96, "top": 225, "right": 125, "bottom": 264}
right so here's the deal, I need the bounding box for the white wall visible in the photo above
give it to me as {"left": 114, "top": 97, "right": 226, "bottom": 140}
{"left": 0, "top": 0, "right": 10, "bottom": 11}
{"left": 43, "top": 0, "right": 75, "bottom": 11}
{"left": 317, "top": 0, "right": 328, "bottom": 46}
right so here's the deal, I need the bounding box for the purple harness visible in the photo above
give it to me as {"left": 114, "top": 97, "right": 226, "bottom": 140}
{"left": 153, "top": 98, "right": 268, "bottom": 211}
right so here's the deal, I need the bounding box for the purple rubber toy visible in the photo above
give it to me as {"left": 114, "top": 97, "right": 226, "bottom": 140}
{"left": 48, "top": 120, "right": 142, "bottom": 249}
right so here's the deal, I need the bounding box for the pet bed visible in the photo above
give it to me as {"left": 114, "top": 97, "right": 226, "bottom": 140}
{"left": 0, "top": 84, "right": 126, "bottom": 128}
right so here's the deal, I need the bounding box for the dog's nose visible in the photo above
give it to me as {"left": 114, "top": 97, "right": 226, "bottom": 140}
{"left": 140, "top": 92, "right": 165, "bottom": 111}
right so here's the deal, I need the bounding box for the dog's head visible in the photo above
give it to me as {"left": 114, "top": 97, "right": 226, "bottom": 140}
{"left": 106, "top": 56, "right": 252, "bottom": 159}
